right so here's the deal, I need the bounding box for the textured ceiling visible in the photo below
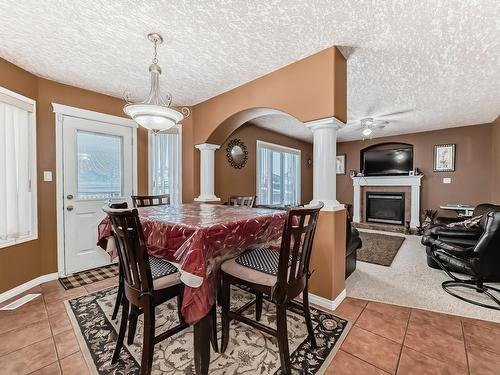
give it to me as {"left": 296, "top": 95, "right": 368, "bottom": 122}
{"left": 1, "top": 0, "right": 499, "bottom": 141}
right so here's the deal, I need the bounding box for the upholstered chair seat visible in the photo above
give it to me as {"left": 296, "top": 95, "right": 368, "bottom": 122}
{"left": 149, "top": 256, "right": 182, "bottom": 289}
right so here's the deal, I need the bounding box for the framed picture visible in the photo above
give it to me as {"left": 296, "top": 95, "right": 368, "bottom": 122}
{"left": 336, "top": 154, "right": 346, "bottom": 174}
{"left": 433, "top": 144, "right": 456, "bottom": 172}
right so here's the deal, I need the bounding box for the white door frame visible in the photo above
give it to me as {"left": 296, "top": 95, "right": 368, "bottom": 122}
{"left": 53, "top": 103, "right": 138, "bottom": 277}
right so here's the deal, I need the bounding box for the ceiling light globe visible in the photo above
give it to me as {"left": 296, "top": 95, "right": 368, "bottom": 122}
{"left": 362, "top": 128, "right": 373, "bottom": 136}
{"left": 124, "top": 103, "right": 184, "bottom": 132}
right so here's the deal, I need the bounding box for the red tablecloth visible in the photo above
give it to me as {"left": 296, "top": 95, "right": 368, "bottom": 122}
{"left": 98, "top": 204, "right": 286, "bottom": 323}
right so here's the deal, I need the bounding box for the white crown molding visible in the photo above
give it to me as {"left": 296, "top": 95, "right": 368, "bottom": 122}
{"left": 305, "top": 116, "right": 345, "bottom": 131}
{"left": 52, "top": 103, "right": 138, "bottom": 128}
{"left": 0, "top": 273, "right": 58, "bottom": 304}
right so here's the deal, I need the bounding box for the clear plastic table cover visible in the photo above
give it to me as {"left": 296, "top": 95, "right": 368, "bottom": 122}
{"left": 98, "top": 203, "right": 286, "bottom": 323}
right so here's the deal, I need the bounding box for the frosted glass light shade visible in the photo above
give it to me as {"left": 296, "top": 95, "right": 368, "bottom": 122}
{"left": 362, "top": 128, "right": 373, "bottom": 136}
{"left": 124, "top": 103, "right": 184, "bottom": 131}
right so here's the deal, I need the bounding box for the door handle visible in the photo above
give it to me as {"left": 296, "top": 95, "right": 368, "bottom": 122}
{"left": 66, "top": 205, "right": 74, "bottom": 211}
{"left": 67, "top": 194, "right": 74, "bottom": 200}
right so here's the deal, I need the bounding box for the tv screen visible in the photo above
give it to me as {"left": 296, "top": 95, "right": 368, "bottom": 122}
{"left": 362, "top": 147, "right": 413, "bottom": 176}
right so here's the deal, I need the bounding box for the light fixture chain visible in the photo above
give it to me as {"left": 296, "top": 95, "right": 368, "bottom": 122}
{"left": 152, "top": 38, "right": 158, "bottom": 64}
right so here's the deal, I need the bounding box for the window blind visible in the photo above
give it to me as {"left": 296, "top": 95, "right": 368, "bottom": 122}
{"left": 257, "top": 141, "right": 300, "bottom": 206}
{"left": 150, "top": 129, "right": 181, "bottom": 205}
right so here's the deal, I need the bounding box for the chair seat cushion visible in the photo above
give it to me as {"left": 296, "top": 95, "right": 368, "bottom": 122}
{"left": 221, "top": 257, "right": 278, "bottom": 287}
{"left": 149, "top": 256, "right": 181, "bottom": 289}
{"left": 235, "top": 247, "right": 287, "bottom": 276}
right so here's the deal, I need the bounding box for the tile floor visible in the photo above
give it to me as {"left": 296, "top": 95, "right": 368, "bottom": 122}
{"left": 0, "top": 279, "right": 499, "bottom": 374}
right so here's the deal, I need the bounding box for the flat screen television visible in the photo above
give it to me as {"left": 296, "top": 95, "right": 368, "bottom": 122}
{"left": 362, "top": 147, "right": 413, "bottom": 176}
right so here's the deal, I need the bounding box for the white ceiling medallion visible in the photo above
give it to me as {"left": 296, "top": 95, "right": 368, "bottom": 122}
{"left": 123, "top": 33, "right": 189, "bottom": 132}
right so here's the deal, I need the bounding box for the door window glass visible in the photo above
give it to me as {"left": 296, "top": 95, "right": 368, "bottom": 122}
{"left": 77, "top": 131, "right": 123, "bottom": 199}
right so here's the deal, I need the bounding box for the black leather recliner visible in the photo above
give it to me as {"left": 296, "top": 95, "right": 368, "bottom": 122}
{"left": 423, "top": 203, "right": 500, "bottom": 270}
{"left": 346, "top": 210, "right": 362, "bottom": 279}
{"left": 421, "top": 211, "right": 500, "bottom": 310}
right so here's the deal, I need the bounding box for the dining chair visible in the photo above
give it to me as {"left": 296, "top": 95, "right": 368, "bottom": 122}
{"left": 132, "top": 194, "right": 170, "bottom": 207}
{"left": 103, "top": 206, "right": 189, "bottom": 375}
{"left": 219, "top": 202, "right": 323, "bottom": 374}
{"left": 107, "top": 201, "right": 128, "bottom": 321}
{"left": 227, "top": 195, "right": 256, "bottom": 207}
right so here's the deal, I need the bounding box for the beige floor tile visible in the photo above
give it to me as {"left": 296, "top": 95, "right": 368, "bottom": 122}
{"left": 0, "top": 338, "right": 57, "bottom": 375}
{"left": 54, "top": 329, "right": 80, "bottom": 359}
{"left": 0, "top": 319, "right": 51, "bottom": 357}
{"left": 60, "top": 351, "right": 90, "bottom": 375}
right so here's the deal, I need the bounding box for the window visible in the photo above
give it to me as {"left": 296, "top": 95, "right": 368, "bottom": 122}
{"left": 0, "top": 87, "right": 37, "bottom": 248}
{"left": 149, "top": 126, "right": 182, "bottom": 205}
{"left": 77, "top": 131, "right": 123, "bottom": 199}
{"left": 257, "top": 141, "right": 300, "bottom": 206}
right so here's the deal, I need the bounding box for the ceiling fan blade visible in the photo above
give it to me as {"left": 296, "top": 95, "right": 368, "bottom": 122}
{"left": 378, "top": 109, "right": 414, "bottom": 118}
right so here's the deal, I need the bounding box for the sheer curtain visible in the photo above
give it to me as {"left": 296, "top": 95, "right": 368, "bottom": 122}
{"left": 257, "top": 141, "right": 300, "bottom": 206}
{"left": 0, "top": 99, "right": 34, "bottom": 241}
{"left": 150, "top": 128, "right": 181, "bottom": 205}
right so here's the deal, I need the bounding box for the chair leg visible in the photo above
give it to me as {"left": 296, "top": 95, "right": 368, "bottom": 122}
{"left": 276, "top": 304, "right": 292, "bottom": 375}
{"left": 220, "top": 277, "right": 231, "bottom": 353}
{"left": 112, "top": 266, "right": 124, "bottom": 320}
{"left": 112, "top": 298, "right": 129, "bottom": 364}
{"left": 210, "top": 304, "right": 219, "bottom": 352}
{"left": 302, "top": 285, "right": 317, "bottom": 348}
{"left": 177, "top": 289, "right": 185, "bottom": 324}
{"left": 140, "top": 303, "right": 155, "bottom": 375}
{"left": 127, "top": 305, "right": 140, "bottom": 345}
{"left": 255, "top": 291, "right": 263, "bottom": 321}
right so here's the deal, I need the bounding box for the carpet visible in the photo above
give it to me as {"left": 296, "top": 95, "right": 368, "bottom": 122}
{"left": 66, "top": 286, "right": 350, "bottom": 375}
{"left": 357, "top": 231, "right": 405, "bottom": 266}
{"left": 59, "top": 264, "right": 119, "bottom": 289}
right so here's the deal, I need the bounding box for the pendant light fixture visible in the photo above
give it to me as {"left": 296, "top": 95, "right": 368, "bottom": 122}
{"left": 124, "top": 33, "right": 189, "bottom": 132}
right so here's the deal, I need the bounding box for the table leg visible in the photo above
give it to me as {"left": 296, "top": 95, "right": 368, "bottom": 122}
{"left": 193, "top": 312, "right": 211, "bottom": 375}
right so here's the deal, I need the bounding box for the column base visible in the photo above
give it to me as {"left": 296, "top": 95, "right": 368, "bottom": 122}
{"left": 310, "top": 199, "right": 344, "bottom": 212}
{"left": 194, "top": 196, "right": 221, "bottom": 202}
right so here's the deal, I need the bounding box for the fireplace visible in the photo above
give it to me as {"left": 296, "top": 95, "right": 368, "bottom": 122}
{"left": 366, "top": 192, "right": 405, "bottom": 225}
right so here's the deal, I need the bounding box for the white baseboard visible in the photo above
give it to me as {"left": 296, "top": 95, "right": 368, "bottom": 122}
{"left": 0, "top": 273, "right": 58, "bottom": 304}
{"left": 309, "top": 289, "right": 346, "bottom": 311}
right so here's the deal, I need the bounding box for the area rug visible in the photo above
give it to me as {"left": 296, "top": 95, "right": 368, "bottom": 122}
{"left": 357, "top": 231, "right": 405, "bottom": 266}
{"left": 59, "top": 264, "right": 119, "bottom": 290}
{"left": 66, "top": 286, "right": 350, "bottom": 374}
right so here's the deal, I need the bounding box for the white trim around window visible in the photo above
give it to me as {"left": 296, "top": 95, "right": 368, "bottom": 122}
{"left": 0, "top": 86, "right": 38, "bottom": 249}
{"left": 256, "top": 140, "right": 301, "bottom": 206}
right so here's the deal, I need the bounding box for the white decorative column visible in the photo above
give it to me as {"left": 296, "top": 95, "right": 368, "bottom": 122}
{"left": 306, "top": 117, "right": 344, "bottom": 211}
{"left": 194, "top": 143, "right": 221, "bottom": 202}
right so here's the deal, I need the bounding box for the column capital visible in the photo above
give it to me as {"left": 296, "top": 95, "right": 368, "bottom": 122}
{"left": 195, "top": 143, "right": 220, "bottom": 151}
{"left": 305, "top": 116, "right": 345, "bottom": 131}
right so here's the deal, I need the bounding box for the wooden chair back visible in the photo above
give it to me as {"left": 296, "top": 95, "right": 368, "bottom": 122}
{"left": 273, "top": 202, "right": 323, "bottom": 303}
{"left": 103, "top": 207, "right": 154, "bottom": 301}
{"left": 228, "top": 195, "right": 256, "bottom": 207}
{"left": 132, "top": 194, "right": 170, "bottom": 208}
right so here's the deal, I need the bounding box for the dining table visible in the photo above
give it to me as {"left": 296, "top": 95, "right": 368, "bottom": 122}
{"left": 98, "top": 203, "right": 287, "bottom": 374}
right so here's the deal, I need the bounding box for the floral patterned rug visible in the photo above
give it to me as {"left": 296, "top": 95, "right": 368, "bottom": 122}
{"left": 66, "top": 286, "right": 350, "bottom": 374}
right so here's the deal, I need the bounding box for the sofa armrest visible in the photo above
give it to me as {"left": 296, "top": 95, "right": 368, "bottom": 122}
{"left": 428, "top": 238, "right": 474, "bottom": 258}
{"left": 429, "top": 226, "right": 482, "bottom": 240}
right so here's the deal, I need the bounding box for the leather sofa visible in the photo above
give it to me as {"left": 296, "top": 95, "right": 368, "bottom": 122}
{"left": 423, "top": 203, "right": 500, "bottom": 271}
{"left": 422, "top": 211, "right": 500, "bottom": 309}
{"left": 346, "top": 210, "right": 362, "bottom": 279}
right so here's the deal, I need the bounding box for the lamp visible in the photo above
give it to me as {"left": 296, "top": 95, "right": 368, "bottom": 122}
{"left": 124, "top": 33, "right": 189, "bottom": 132}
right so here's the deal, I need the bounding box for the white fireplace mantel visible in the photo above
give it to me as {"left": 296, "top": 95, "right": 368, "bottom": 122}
{"left": 351, "top": 175, "right": 423, "bottom": 228}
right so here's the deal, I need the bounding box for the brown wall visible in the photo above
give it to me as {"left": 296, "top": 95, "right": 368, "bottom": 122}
{"left": 215, "top": 124, "right": 313, "bottom": 204}
{"left": 492, "top": 117, "right": 500, "bottom": 204}
{"left": 337, "top": 123, "right": 495, "bottom": 216}
{"left": 0, "top": 58, "right": 149, "bottom": 293}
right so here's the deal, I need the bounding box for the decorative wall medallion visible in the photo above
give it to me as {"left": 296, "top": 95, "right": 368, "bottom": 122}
{"left": 226, "top": 138, "right": 248, "bottom": 169}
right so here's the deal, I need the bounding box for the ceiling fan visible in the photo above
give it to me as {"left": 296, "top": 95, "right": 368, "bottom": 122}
{"left": 347, "top": 108, "right": 414, "bottom": 139}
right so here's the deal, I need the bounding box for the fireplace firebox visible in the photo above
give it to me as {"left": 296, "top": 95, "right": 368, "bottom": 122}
{"left": 366, "top": 192, "right": 405, "bottom": 225}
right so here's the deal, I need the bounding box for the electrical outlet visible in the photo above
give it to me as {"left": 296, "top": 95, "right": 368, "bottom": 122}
{"left": 443, "top": 177, "right": 451, "bottom": 184}
{"left": 43, "top": 171, "right": 53, "bottom": 182}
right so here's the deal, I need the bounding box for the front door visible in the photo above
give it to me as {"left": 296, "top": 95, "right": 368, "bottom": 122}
{"left": 62, "top": 116, "right": 135, "bottom": 274}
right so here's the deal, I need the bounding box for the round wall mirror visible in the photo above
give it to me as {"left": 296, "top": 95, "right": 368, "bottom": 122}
{"left": 226, "top": 138, "right": 248, "bottom": 169}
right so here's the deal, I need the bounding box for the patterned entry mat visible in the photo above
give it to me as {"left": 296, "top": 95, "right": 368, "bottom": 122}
{"left": 66, "top": 286, "right": 351, "bottom": 374}
{"left": 59, "top": 264, "right": 119, "bottom": 290}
